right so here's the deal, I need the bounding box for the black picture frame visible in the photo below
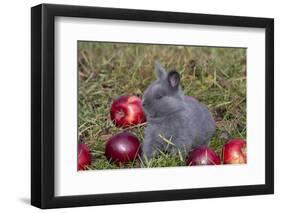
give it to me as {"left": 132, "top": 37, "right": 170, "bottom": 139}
{"left": 31, "top": 3, "right": 274, "bottom": 209}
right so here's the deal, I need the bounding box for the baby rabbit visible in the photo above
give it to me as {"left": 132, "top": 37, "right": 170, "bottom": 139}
{"left": 142, "top": 62, "right": 216, "bottom": 160}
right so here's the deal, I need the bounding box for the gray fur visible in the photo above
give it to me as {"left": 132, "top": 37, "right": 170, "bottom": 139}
{"left": 142, "top": 62, "right": 216, "bottom": 159}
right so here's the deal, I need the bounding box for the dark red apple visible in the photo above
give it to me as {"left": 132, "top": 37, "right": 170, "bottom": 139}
{"left": 78, "top": 143, "right": 92, "bottom": 171}
{"left": 186, "top": 146, "right": 221, "bottom": 166}
{"left": 105, "top": 132, "right": 141, "bottom": 164}
{"left": 222, "top": 139, "right": 246, "bottom": 164}
{"left": 110, "top": 95, "right": 146, "bottom": 128}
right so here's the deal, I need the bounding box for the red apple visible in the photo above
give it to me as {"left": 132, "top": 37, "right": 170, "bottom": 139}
{"left": 222, "top": 139, "right": 246, "bottom": 164}
{"left": 78, "top": 143, "right": 92, "bottom": 171}
{"left": 186, "top": 146, "right": 221, "bottom": 166}
{"left": 105, "top": 132, "right": 141, "bottom": 164}
{"left": 110, "top": 95, "right": 146, "bottom": 128}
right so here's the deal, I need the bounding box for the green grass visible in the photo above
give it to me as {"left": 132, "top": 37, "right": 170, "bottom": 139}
{"left": 78, "top": 42, "right": 246, "bottom": 170}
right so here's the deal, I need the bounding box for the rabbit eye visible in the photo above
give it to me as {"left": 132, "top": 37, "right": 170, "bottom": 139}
{"left": 155, "top": 95, "right": 163, "bottom": 100}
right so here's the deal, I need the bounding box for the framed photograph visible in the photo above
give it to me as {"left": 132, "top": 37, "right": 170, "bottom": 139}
{"left": 31, "top": 3, "right": 274, "bottom": 209}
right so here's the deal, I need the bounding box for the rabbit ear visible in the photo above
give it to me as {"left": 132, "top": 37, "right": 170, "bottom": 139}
{"left": 155, "top": 61, "right": 167, "bottom": 79}
{"left": 167, "top": 70, "right": 180, "bottom": 89}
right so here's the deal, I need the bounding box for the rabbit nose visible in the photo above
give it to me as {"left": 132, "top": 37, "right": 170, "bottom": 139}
{"left": 142, "top": 100, "right": 147, "bottom": 107}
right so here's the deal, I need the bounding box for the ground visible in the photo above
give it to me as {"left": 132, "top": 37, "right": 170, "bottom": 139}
{"left": 78, "top": 42, "right": 246, "bottom": 170}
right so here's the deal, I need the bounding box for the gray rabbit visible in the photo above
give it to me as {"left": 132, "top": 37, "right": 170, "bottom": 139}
{"left": 142, "top": 62, "right": 216, "bottom": 160}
